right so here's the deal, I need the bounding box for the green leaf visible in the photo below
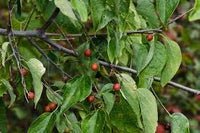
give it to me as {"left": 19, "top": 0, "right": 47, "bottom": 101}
{"left": 81, "top": 110, "right": 105, "bottom": 133}
{"left": 116, "top": 74, "right": 158, "bottom": 132}
{"left": 103, "top": 93, "right": 115, "bottom": 114}
{"left": 136, "top": 0, "right": 160, "bottom": 28}
{"left": 161, "top": 37, "right": 182, "bottom": 86}
{"left": 78, "top": 76, "right": 92, "bottom": 101}
{"left": 19, "top": 40, "right": 41, "bottom": 60}
{"left": 138, "top": 42, "right": 167, "bottom": 89}
{"left": 138, "top": 42, "right": 155, "bottom": 74}
{"left": 97, "top": 11, "right": 115, "bottom": 31}
{"left": 71, "top": 0, "right": 88, "bottom": 22}
{"left": 28, "top": 113, "right": 55, "bottom": 133}
{"left": 107, "top": 27, "right": 120, "bottom": 63}
{"left": 189, "top": 0, "right": 200, "bottom": 21}
{"left": 116, "top": 73, "right": 142, "bottom": 128}
{"left": 0, "top": 99, "right": 7, "bottom": 133}
{"left": 1, "top": 42, "right": 9, "bottom": 67}
{"left": 60, "top": 75, "right": 91, "bottom": 114}
{"left": 137, "top": 88, "right": 158, "bottom": 133}
{"left": 27, "top": 58, "right": 46, "bottom": 107}
{"left": 90, "top": 0, "right": 106, "bottom": 30}
{"left": 60, "top": 76, "right": 81, "bottom": 114}
{"left": 156, "top": 0, "right": 180, "bottom": 24}
{"left": 36, "top": 0, "right": 81, "bottom": 33}
{"left": 140, "top": 42, "right": 167, "bottom": 77}
{"left": 170, "top": 113, "right": 190, "bottom": 133}
{"left": 110, "top": 95, "right": 142, "bottom": 133}
{"left": 54, "top": 0, "right": 77, "bottom": 20}
{"left": 46, "top": 88, "right": 63, "bottom": 105}
{"left": 133, "top": 43, "right": 148, "bottom": 72}
{"left": 116, "top": 73, "right": 137, "bottom": 91}
{"left": 1, "top": 79, "right": 16, "bottom": 107}
{"left": 100, "top": 83, "right": 113, "bottom": 95}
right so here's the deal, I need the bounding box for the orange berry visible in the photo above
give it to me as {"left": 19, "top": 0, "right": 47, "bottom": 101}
{"left": 91, "top": 63, "right": 99, "bottom": 71}
{"left": 146, "top": 34, "right": 153, "bottom": 41}
{"left": 84, "top": 49, "right": 92, "bottom": 57}
{"left": 113, "top": 83, "right": 121, "bottom": 91}
{"left": 28, "top": 92, "right": 35, "bottom": 100}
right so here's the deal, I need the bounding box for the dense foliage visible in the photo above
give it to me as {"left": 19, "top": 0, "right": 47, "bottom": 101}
{"left": 0, "top": 0, "right": 200, "bottom": 132}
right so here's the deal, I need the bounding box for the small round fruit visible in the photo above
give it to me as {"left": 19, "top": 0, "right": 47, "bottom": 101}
{"left": 156, "top": 124, "right": 165, "bottom": 133}
{"left": 45, "top": 106, "right": 51, "bottom": 112}
{"left": 196, "top": 95, "right": 200, "bottom": 101}
{"left": 28, "top": 92, "right": 35, "bottom": 100}
{"left": 21, "top": 69, "right": 28, "bottom": 76}
{"left": 87, "top": 95, "right": 95, "bottom": 103}
{"left": 146, "top": 34, "right": 153, "bottom": 41}
{"left": 49, "top": 102, "right": 57, "bottom": 110}
{"left": 91, "top": 63, "right": 99, "bottom": 71}
{"left": 113, "top": 83, "right": 121, "bottom": 91}
{"left": 84, "top": 49, "right": 92, "bottom": 57}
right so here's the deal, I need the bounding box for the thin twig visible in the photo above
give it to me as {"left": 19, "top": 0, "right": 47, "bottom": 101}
{"left": 150, "top": 87, "right": 171, "bottom": 116}
{"left": 168, "top": 8, "right": 194, "bottom": 24}
{"left": 1, "top": 5, "right": 199, "bottom": 95}
{"left": 26, "top": 37, "right": 72, "bottom": 78}
{"left": 7, "top": 0, "right": 29, "bottom": 102}
{"left": 39, "top": 37, "right": 200, "bottom": 94}
{"left": 39, "top": 8, "right": 60, "bottom": 33}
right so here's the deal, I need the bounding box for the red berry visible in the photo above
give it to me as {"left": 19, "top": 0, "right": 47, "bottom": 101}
{"left": 28, "top": 92, "right": 35, "bottom": 100}
{"left": 91, "top": 63, "right": 99, "bottom": 71}
{"left": 84, "top": 49, "right": 92, "bottom": 57}
{"left": 21, "top": 69, "right": 28, "bottom": 76}
{"left": 45, "top": 106, "right": 51, "bottom": 112}
{"left": 146, "top": 34, "right": 153, "bottom": 41}
{"left": 87, "top": 95, "right": 95, "bottom": 103}
{"left": 49, "top": 102, "right": 57, "bottom": 110}
{"left": 196, "top": 95, "right": 200, "bottom": 101}
{"left": 156, "top": 124, "right": 165, "bottom": 133}
{"left": 113, "top": 83, "right": 121, "bottom": 91}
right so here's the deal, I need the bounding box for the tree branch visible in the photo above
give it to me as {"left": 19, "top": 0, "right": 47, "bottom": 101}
{"left": 39, "top": 8, "right": 60, "bottom": 33}
{"left": 40, "top": 37, "right": 200, "bottom": 95}
{"left": 7, "top": 0, "right": 29, "bottom": 101}
{"left": 26, "top": 37, "right": 72, "bottom": 78}
{"left": 0, "top": 6, "right": 199, "bottom": 95}
{"left": 40, "top": 37, "right": 78, "bottom": 56}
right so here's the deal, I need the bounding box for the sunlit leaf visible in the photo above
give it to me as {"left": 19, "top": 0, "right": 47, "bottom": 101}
{"left": 27, "top": 58, "right": 46, "bottom": 107}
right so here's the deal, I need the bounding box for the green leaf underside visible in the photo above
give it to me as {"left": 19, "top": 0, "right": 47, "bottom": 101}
{"left": 1, "top": 42, "right": 9, "bottom": 67}
{"left": 110, "top": 96, "right": 142, "bottom": 133}
{"left": 27, "top": 58, "right": 46, "bottom": 107}
{"left": 161, "top": 37, "right": 182, "bottom": 86}
{"left": 170, "top": 113, "right": 190, "bottom": 133}
{"left": 54, "top": 0, "right": 77, "bottom": 20}
{"left": 71, "top": 0, "right": 88, "bottom": 22}
{"left": 116, "top": 74, "right": 158, "bottom": 132}
{"left": 1, "top": 79, "right": 16, "bottom": 107}
{"left": 189, "top": 0, "right": 200, "bottom": 21}
{"left": 138, "top": 42, "right": 155, "bottom": 74}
